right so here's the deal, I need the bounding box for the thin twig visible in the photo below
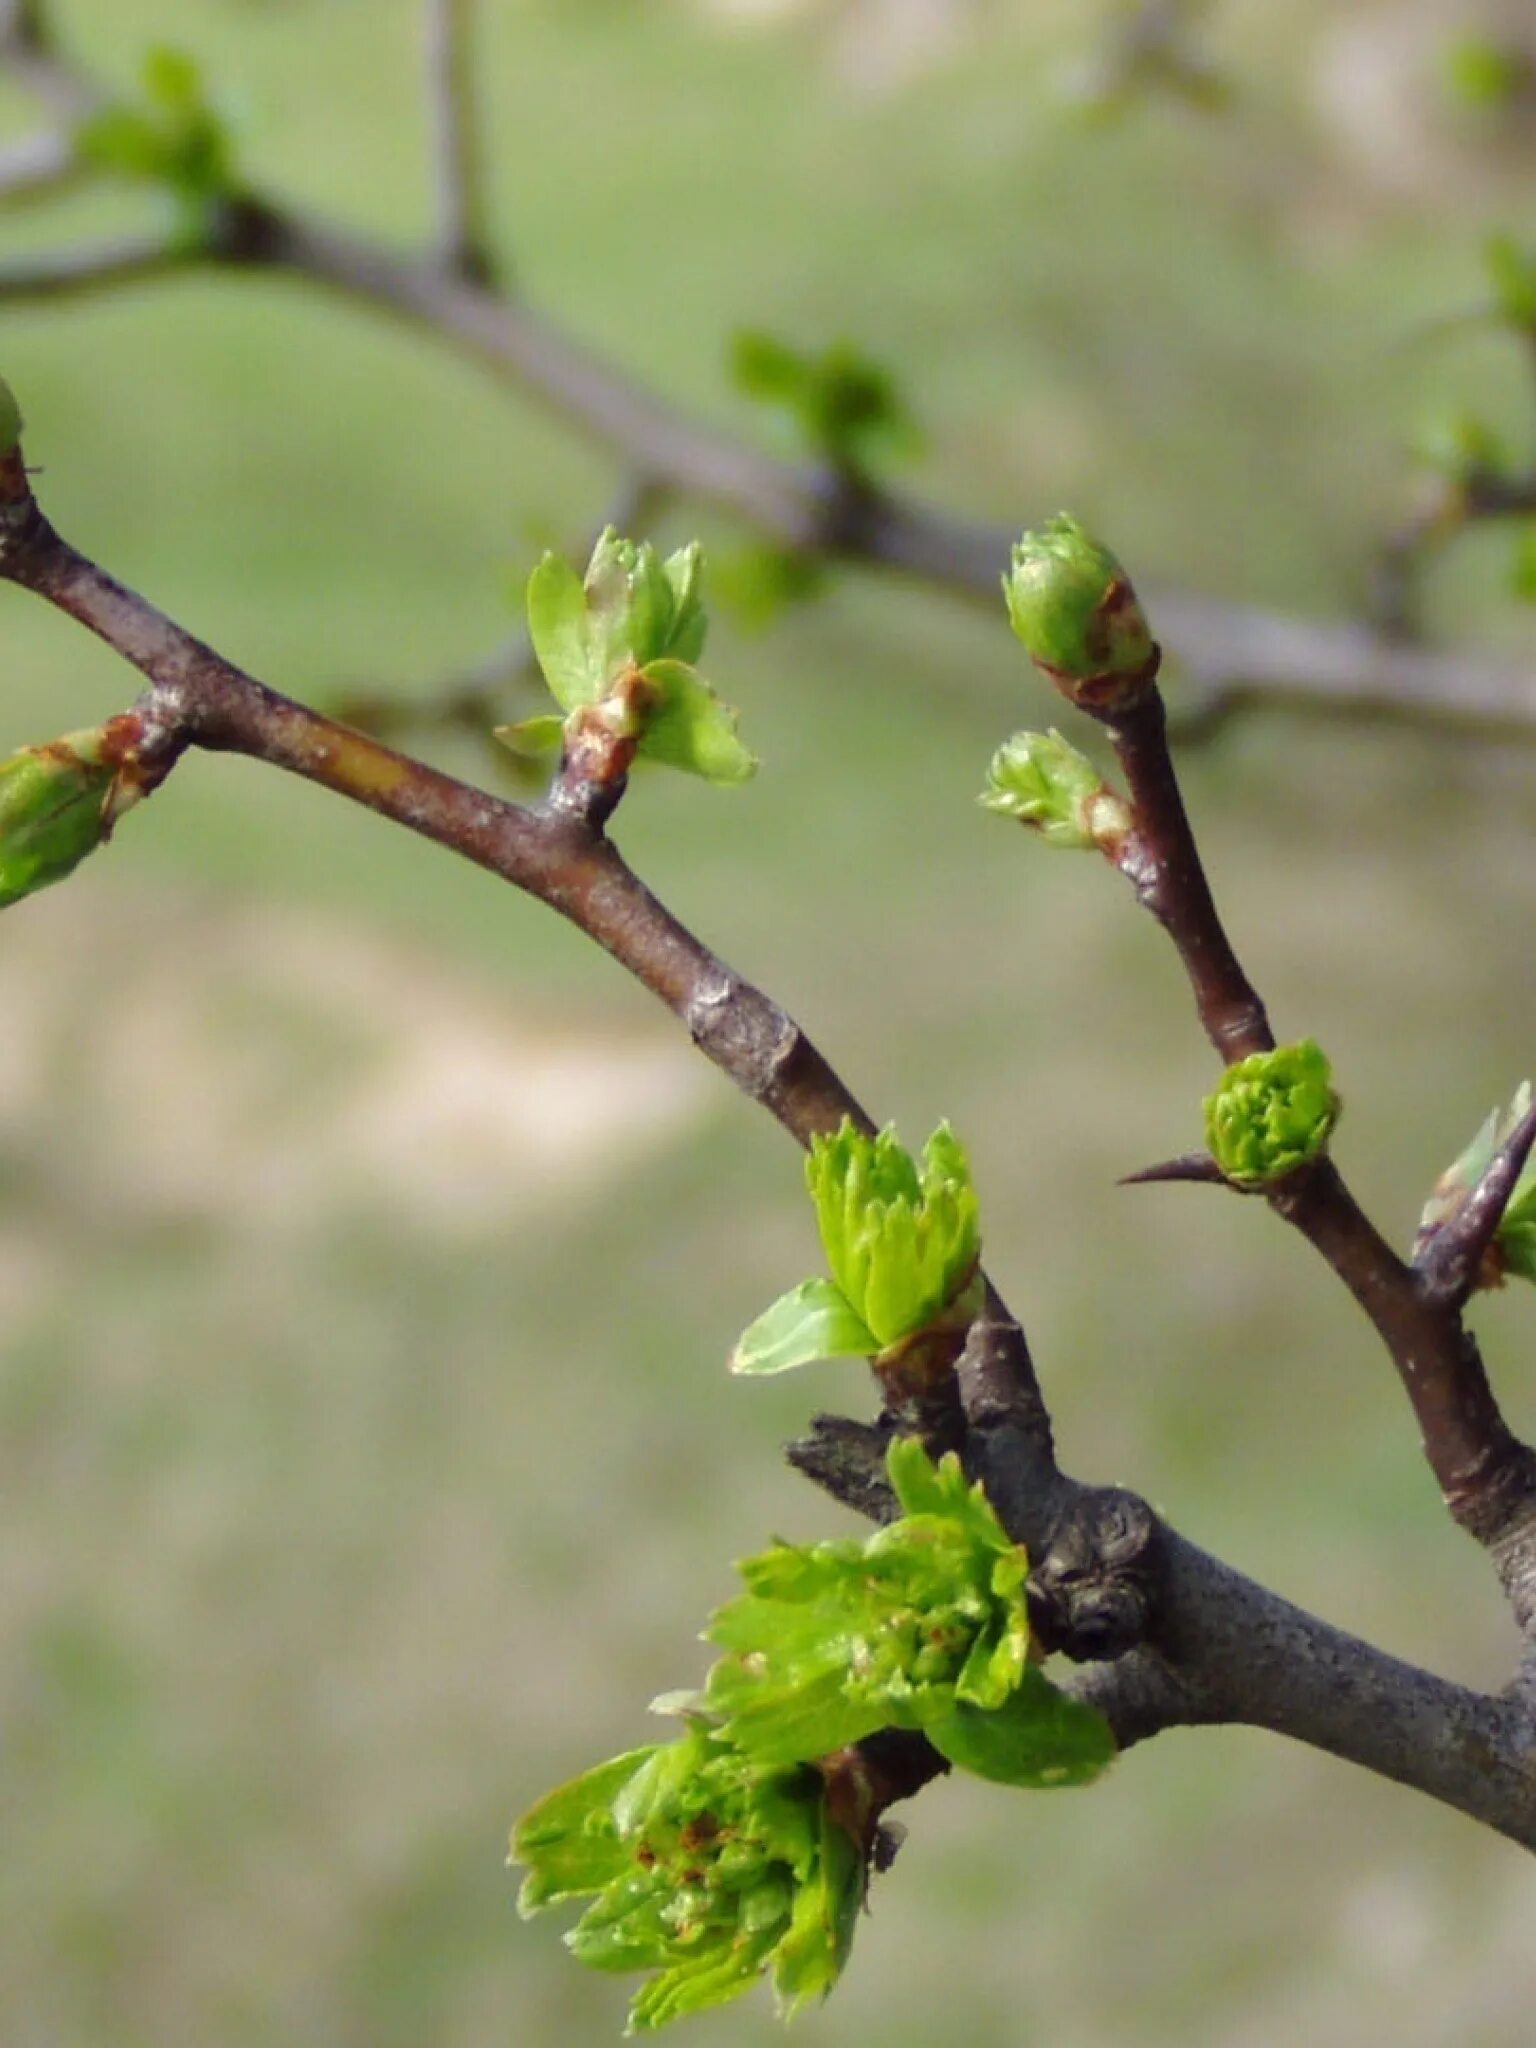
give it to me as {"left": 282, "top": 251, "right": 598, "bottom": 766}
{"left": 1076, "top": 666, "right": 1536, "bottom": 1608}
{"left": 422, "top": 0, "right": 494, "bottom": 284}
{"left": 0, "top": 231, "right": 190, "bottom": 300}
{"left": 0, "top": 100, "right": 1527, "bottom": 733}
{"left": 1415, "top": 1100, "right": 1536, "bottom": 1308}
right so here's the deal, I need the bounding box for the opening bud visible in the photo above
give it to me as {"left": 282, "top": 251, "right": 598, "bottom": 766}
{"left": 979, "top": 727, "right": 1132, "bottom": 852}
{"left": 1204, "top": 1039, "right": 1339, "bottom": 1187}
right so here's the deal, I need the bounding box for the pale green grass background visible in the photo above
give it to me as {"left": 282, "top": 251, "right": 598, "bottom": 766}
{"left": 3, "top": 1, "right": 1536, "bottom": 2042}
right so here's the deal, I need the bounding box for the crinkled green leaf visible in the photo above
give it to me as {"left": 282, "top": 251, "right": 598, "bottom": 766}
{"left": 704, "top": 1441, "right": 1031, "bottom": 1765}
{"left": 979, "top": 727, "right": 1129, "bottom": 850}
{"left": 586, "top": 529, "right": 672, "bottom": 681}
{"left": 526, "top": 552, "right": 601, "bottom": 710}
{"left": 730, "top": 1277, "right": 875, "bottom": 1376}
{"left": 513, "top": 1746, "right": 658, "bottom": 1914}
{"left": 637, "top": 658, "right": 756, "bottom": 786}
{"left": 770, "top": 1804, "right": 861, "bottom": 2018}
{"left": 513, "top": 1724, "right": 861, "bottom": 2033}
{"left": 927, "top": 1668, "right": 1115, "bottom": 1788}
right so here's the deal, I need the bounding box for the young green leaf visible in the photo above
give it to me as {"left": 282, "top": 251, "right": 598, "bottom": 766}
{"left": 493, "top": 713, "right": 566, "bottom": 760}
{"left": 729, "top": 1278, "right": 876, "bottom": 1376}
{"left": 730, "top": 328, "right": 917, "bottom": 475}
{"left": 77, "top": 45, "right": 235, "bottom": 204}
{"left": 926, "top": 1669, "right": 1115, "bottom": 1788}
{"left": 526, "top": 551, "right": 601, "bottom": 710}
{"left": 520, "top": 533, "right": 751, "bottom": 790}
{"left": 635, "top": 659, "right": 756, "bottom": 785}
{"left": 1419, "top": 1082, "right": 1536, "bottom": 1287}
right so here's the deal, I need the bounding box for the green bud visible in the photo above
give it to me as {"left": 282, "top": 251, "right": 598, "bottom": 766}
{"left": 731, "top": 1121, "right": 981, "bottom": 1375}
{"left": 1418, "top": 1083, "right": 1536, "bottom": 1286}
{"left": 1204, "top": 1039, "right": 1339, "bottom": 1187}
{"left": 701, "top": 1438, "right": 1113, "bottom": 1788}
{"left": 979, "top": 728, "right": 1132, "bottom": 851}
{"left": 512, "top": 1722, "right": 864, "bottom": 2031}
{"left": 0, "top": 719, "right": 147, "bottom": 909}
{"left": 1002, "top": 515, "right": 1155, "bottom": 711}
{"left": 0, "top": 376, "right": 22, "bottom": 460}
{"left": 809, "top": 1120, "right": 980, "bottom": 1353}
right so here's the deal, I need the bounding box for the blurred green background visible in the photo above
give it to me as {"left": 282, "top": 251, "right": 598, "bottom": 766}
{"left": 3, "top": 1, "right": 1536, "bottom": 2042}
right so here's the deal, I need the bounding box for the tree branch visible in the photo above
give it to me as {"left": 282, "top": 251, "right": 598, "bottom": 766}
{"left": 1068, "top": 1531, "right": 1536, "bottom": 1851}
{"left": 1078, "top": 661, "right": 1536, "bottom": 1622}
{"left": 2, "top": 417, "right": 1536, "bottom": 1846}
{"left": 0, "top": 228, "right": 190, "bottom": 300}
{"left": 0, "top": 30, "right": 1529, "bottom": 739}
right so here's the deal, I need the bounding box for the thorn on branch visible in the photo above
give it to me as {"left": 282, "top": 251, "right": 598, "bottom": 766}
{"left": 1416, "top": 1099, "right": 1536, "bottom": 1306}
{"left": 1119, "top": 1150, "right": 1236, "bottom": 1189}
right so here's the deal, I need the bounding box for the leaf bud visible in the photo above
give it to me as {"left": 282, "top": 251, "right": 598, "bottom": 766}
{"left": 0, "top": 717, "right": 150, "bottom": 910}
{"left": 979, "top": 727, "right": 1132, "bottom": 852}
{"left": 1002, "top": 514, "right": 1155, "bottom": 712}
{"left": 1203, "top": 1038, "right": 1339, "bottom": 1187}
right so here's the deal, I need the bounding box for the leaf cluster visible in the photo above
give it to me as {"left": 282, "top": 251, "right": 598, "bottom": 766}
{"left": 513, "top": 1442, "right": 1111, "bottom": 2029}
{"left": 502, "top": 530, "right": 755, "bottom": 786}
{"left": 513, "top": 1725, "right": 861, "bottom": 2033}
{"left": 77, "top": 47, "right": 237, "bottom": 221}
{"left": 700, "top": 1438, "right": 1113, "bottom": 1787}
{"left": 730, "top": 329, "right": 918, "bottom": 477}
